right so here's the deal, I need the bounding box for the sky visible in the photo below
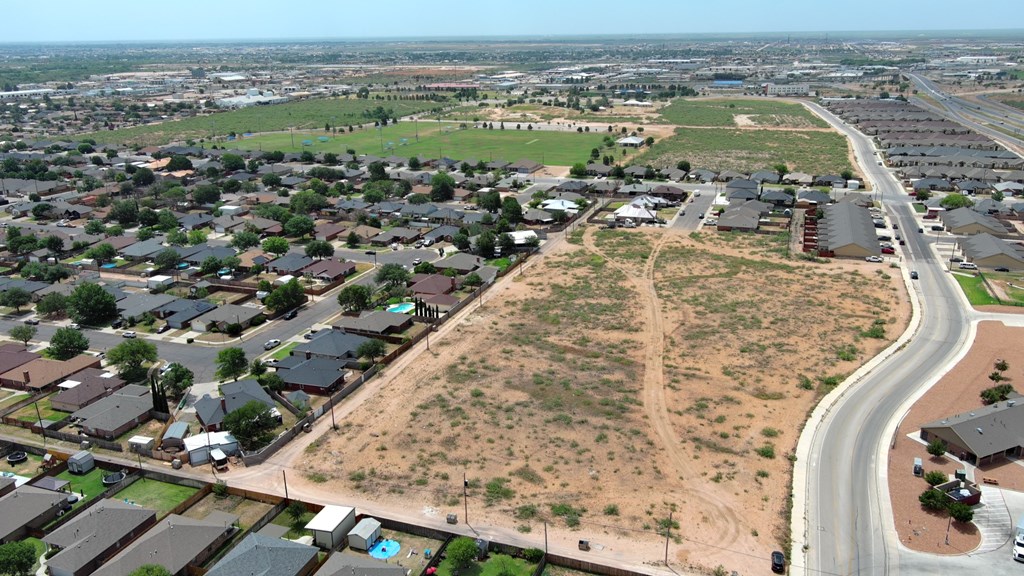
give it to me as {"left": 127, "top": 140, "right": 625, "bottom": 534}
{"left": 5, "top": 0, "right": 1024, "bottom": 43}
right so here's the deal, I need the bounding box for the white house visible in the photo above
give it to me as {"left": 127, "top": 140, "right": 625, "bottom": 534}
{"left": 616, "top": 136, "right": 645, "bottom": 148}
{"left": 305, "top": 505, "right": 356, "bottom": 549}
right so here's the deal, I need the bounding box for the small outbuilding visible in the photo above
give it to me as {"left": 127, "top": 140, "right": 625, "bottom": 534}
{"left": 67, "top": 451, "right": 94, "bottom": 474}
{"left": 305, "top": 505, "right": 356, "bottom": 550}
{"left": 347, "top": 517, "right": 382, "bottom": 551}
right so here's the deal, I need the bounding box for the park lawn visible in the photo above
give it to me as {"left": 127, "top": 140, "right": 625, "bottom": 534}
{"left": 658, "top": 98, "right": 828, "bottom": 128}
{"left": 113, "top": 479, "right": 198, "bottom": 515}
{"left": 632, "top": 127, "right": 854, "bottom": 176}
{"left": 953, "top": 273, "right": 1001, "bottom": 306}
{"left": 435, "top": 553, "right": 535, "bottom": 576}
{"left": 80, "top": 97, "right": 446, "bottom": 147}
{"left": 234, "top": 123, "right": 615, "bottom": 166}
{"left": 55, "top": 467, "right": 107, "bottom": 507}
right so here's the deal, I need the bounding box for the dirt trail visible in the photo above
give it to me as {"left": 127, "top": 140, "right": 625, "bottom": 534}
{"left": 580, "top": 227, "right": 744, "bottom": 558}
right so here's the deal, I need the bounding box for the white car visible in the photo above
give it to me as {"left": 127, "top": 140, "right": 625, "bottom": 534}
{"left": 264, "top": 339, "right": 282, "bottom": 350}
{"left": 865, "top": 256, "right": 883, "bottom": 263}
{"left": 122, "top": 331, "right": 137, "bottom": 339}
{"left": 412, "top": 258, "right": 422, "bottom": 266}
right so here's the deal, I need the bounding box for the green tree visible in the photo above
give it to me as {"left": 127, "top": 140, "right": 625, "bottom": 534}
{"left": 161, "top": 363, "right": 194, "bottom": 397}
{"left": 430, "top": 172, "right": 456, "bottom": 202}
{"left": 231, "top": 230, "right": 261, "bottom": 251}
{"left": 128, "top": 565, "right": 172, "bottom": 576}
{"left": 357, "top": 339, "right": 387, "bottom": 364}
{"left": 35, "top": 292, "right": 68, "bottom": 317}
{"left": 413, "top": 261, "right": 437, "bottom": 274}
{"left": 154, "top": 248, "right": 181, "bottom": 270}
{"left": 287, "top": 501, "right": 307, "bottom": 528}
{"left": 31, "top": 203, "right": 54, "bottom": 220}
{"left": 261, "top": 173, "right": 282, "bottom": 188}
{"left": 265, "top": 279, "right": 305, "bottom": 312}
{"left": 290, "top": 190, "right": 329, "bottom": 214}
{"left": 262, "top": 237, "right": 290, "bottom": 255}
{"left": 200, "top": 256, "right": 222, "bottom": 276}
{"left": 47, "top": 327, "right": 90, "bottom": 360}
{"left": 109, "top": 200, "right": 139, "bottom": 225}
{"left": 453, "top": 233, "right": 471, "bottom": 251}
{"left": 166, "top": 155, "right": 192, "bottom": 171}
{"left": 85, "top": 219, "right": 106, "bottom": 235}
{"left": 187, "top": 229, "right": 208, "bottom": 245}
{"left": 216, "top": 347, "right": 248, "bottom": 381}
{"left": 85, "top": 242, "right": 117, "bottom": 264}
{"left": 463, "top": 272, "right": 483, "bottom": 287}
{"left": 926, "top": 438, "right": 947, "bottom": 458}
{"left": 193, "top": 184, "right": 221, "bottom": 205}
{"left": 305, "top": 240, "right": 335, "bottom": 260}
{"left": 476, "top": 231, "right": 497, "bottom": 256}
{"left": 9, "top": 325, "right": 36, "bottom": 347}
{"left": 368, "top": 161, "right": 388, "bottom": 182}
{"left": 131, "top": 167, "right": 155, "bottom": 187}
{"left": 0, "top": 540, "right": 37, "bottom": 576}
{"left": 107, "top": 339, "right": 158, "bottom": 381}
{"left": 949, "top": 502, "right": 974, "bottom": 523}
{"left": 221, "top": 153, "right": 245, "bottom": 172}
{"left": 676, "top": 160, "right": 691, "bottom": 172}
{"left": 374, "top": 263, "right": 410, "bottom": 290}
{"left": 166, "top": 229, "right": 187, "bottom": 246}
{"left": 498, "top": 233, "right": 516, "bottom": 254}
{"left": 346, "top": 231, "right": 360, "bottom": 248}
{"left": 67, "top": 283, "right": 118, "bottom": 325}
{"left": 924, "top": 470, "right": 947, "bottom": 486}
{"left": 915, "top": 189, "right": 931, "bottom": 201}
{"left": 502, "top": 197, "right": 523, "bottom": 224}
{"left": 918, "top": 488, "right": 948, "bottom": 511}
{"left": 773, "top": 163, "right": 790, "bottom": 177}
{"left": 569, "top": 163, "right": 587, "bottom": 178}
{"left": 224, "top": 400, "right": 278, "bottom": 450}
{"left": 445, "top": 537, "right": 479, "bottom": 569}
{"left": 940, "top": 193, "right": 974, "bottom": 210}
{"left": 284, "top": 215, "right": 314, "bottom": 238}
{"left": 0, "top": 287, "right": 32, "bottom": 312}
{"left": 337, "top": 284, "right": 372, "bottom": 311}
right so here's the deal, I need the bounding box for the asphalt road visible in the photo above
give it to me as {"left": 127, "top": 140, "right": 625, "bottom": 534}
{"left": 801, "top": 102, "right": 973, "bottom": 575}
{"left": 672, "top": 190, "right": 716, "bottom": 230}
{"left": 907, "top": 73, "right": 1024, "bottom": 153}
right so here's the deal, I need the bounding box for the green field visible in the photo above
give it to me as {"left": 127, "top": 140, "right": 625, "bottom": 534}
{"left": 633, "top": 127, "right": 853, "bottom": 175}
{"left": 81, "top": 97, "right": 446, "bottom": 147}
{"left": 659, "top": 98, "right": 828, "bottom": 128}
{"left": 953, "top": 273, "right": 1000, "bottom": 306}
{"left": 113, "top": 479, "right": 198, "bottom": 515}
{"left": 56, "top": 467, "right": 107, "bottom": 508}
{"left": 234, "top": 123, "right": 616, "bottom": 166}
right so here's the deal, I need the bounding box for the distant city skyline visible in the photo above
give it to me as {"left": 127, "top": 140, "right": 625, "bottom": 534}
{"left": 5, "top": 0, "right": 1024, "bottom": 43}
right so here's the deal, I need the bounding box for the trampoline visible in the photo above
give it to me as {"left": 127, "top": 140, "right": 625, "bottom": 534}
{"left": 102, "top": 470, "right": 126, "bottom": 486}
{"left": 368, "top": 539, "right": 400, "bottom": 560}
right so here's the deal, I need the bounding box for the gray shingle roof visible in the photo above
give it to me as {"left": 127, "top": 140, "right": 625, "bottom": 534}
{"left": 819, "top": 203, "right": 880, "bottom": 256}
{"left": 45, "top": 499, "right": 156, "bottom": 575}
{"left": 206, "top": 533, "right": 317, "bottom": 576}
{"left": 92, "top": 513, "right": 237, "bottom": 576}
{"left": 313, "top": 553, "right": 408, "bottom": 576}
{"left": 0, "top": 485, "right": 67, "bottom": 542}
{"left": 922, "top": 401, "right": 1024, "bottom": 460}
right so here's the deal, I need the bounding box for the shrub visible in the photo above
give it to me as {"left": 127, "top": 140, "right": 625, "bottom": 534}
{"left": 603, "top": 504, "right": 620, "bottom": 516}
{"left": 949, "top": 502, "right": 974, "bottom": 523}
{"left": 523, "top": 548, "right": 544, "bottom": 563}
{"left": 860, "top": 319, "right": 886, "bottom": 339}
{"left": 926, "top": 438, "right": 947, "bottom": 458}
{"left": 919, "top": 488, "right": 948, "bottom": 511}
{"left": 924, "top": 470, "right": 947, "bottom": 486}
{"left": 761, "top": 427, "right": 780, "bottom": 438}
{"left": 212, "top": 480, "right": 228, "bottom": 498}
{"left": 755, "top": 444, "right": 776, "bottom": 459}
{"left": 980, "top": 383, "right": 1015, "bottom": 405}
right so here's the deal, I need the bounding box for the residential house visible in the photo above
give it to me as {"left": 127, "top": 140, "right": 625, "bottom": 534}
{"left": 0, "top": 485, "right": 67, "bottom": 544}
{"left": 292, "top": 329, "right": 369, "bottom": 362}
{"left": 616, "top": 136, "right": 645, "bottom": 148}
{"left": 179, "top": 213, "right": 215, "bottom": 231}
{"left": 275, "top": 357, "right": 350, "bottom": 395}
{"left": 817, "top": 203, "right": 881, "bottom": 258}
{"left": 267, "top": 253, "right": 315, "bottom": 275}
{"left": 370, "top": 227, "right": 421, "bottom": 246}
{"left": 586, "top": 163, "right": 613, "bottom": 177}
{"left": 301, "top": 259, "right": 356, "bottom": 282}
{"left": 206, "top": 533, "right": 319, "bottom": 576}
{"left": 508, "top": 159, "right": 543, "bottom": 174}
{"left": 190, "top": 304, "right": 265, "bottom": 333}
{"left": 176, "top": 244, "right": 237, "bottom": 267}
{"left": 750, "top": 170, "right": 781, "bottom": 184}
{"left": 312, "top": 553, "right": 406, "bottom": 576}
{"left": 423, "top": 225, "right": 461, "bottom": 243}
{"left": 0, "top": 343, "right": 38, "bottom": 377}
{"left": 44, "top": 499, "right": 157, "bottom": 576}
{"left": 314, "top": 222, "right": 347, "bottom": 242}
{"left": 91, "top": 512, "right": 238, "bottom": 576}
{"left": 71, "top": 384, "right": 152, "bottom": 440}
{"left": 116, "top": 293, "right": 179, "bottom": 323}
{"left": 716, "top": 206, "right": 761, "bottom": 232}
{"left": 409, "top": 274, "right": 456, "bottom": 297}
{"left": 760, "top": 189, "right": 794, "bottom": 207}
{"left": 154, "top": 299, "right": 218, "bottom": 330}
{"left": 522, "top": 208, "right": 553, "bottom": 224}
{"left": 434, "top": 253, "right": 484, "bottom": 274}
{"left": 941, "top": 207, "right": 1010, "bottom": 236}
{"left": 50, "top": 368, "right": 126, "bottom": 413}
{"left": 0, "top": 354, "right": 101, "bottom": 392}
{"left": 349, "top": 225, "right": 382, "bottom": 243}
{"left": 958, "top": 233, "right": 1024, "bottom": 270}
{"left": 335, "top": 310, "right": 413, "bottom": 336}
{"left": 687, "top": 168, "right": 717, "bottom": 183}
{"left": 118, "top": 238, "right": 167, "bottom": 260}
{"left": 195, "top": 379, "right": 279, "bottom": 432}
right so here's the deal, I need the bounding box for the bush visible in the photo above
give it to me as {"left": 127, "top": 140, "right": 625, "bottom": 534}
{"left": 926, "top": 438, "right": 947, "bottom": 458}
{"left": 980, "top": 383, "right": 1015, "bottom": 405}
{"left": 919, "top": 488, "right": 948, "bottom": 511}
{"left": 755, "top": 444, "right": 776, "bottom": 459}
{"left": 949, "top": 502, "right": 974, "bottom": 523}
{"left": 186, "top": 338, "right": 194, "bottom": 344}
{"left": 212, "top": 480, "right": 228, "bottom": 497}
{"left": 924, "top": 470, "right": 947, "bottom": 486}
{"left": 446, "top": 537, "right": 479, "bottom": 568}
{"left": 523, "top": 548, "right": 544, "bottom": 563}
{"left": 603, "top": 504, "right": 620, "bottom": 516}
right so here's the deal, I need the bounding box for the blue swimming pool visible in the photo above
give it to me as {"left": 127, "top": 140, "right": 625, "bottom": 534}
{"left": 368, "top": 539, "right": 400, "bottom": 560}
{"left": 386, "top": 302, "right": 415, "bottom": 314}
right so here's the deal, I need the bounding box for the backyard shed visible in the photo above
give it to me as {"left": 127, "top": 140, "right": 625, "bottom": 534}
{"left": 161, "top": 421, "right": 190, "bottom": 450}
{"left": 305, "top": 505, "right": 356, "bottom": 549}
{"left": 347, "top": 517, "right": 382, "bottom": 551}
{"left": 67, "top": 451, "right": 94, "bottom": 474}
{"left": 128, "top": 436, "right": 154, "bottom": 452}
{"left": 183, "top": 432, "right": 239, "bottom": 466}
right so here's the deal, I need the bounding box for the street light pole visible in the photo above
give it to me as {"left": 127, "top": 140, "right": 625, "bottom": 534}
{"left": 463, "top": 472, "right": 469, "bottom": 525}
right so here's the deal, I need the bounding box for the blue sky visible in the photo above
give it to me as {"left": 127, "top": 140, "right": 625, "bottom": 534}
{"left": 5, "top": 0, "right": 1023, "bottom": 43}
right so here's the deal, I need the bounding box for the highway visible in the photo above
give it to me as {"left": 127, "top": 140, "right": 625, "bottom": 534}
{"left": 799, "top": 102, "right": 973, "bottom": 575}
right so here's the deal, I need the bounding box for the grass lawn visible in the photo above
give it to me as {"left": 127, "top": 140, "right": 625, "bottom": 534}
{"left": 659, "top": 98, "right": 828, "bottom": 128}
{"left": 953, "top": 273, "right": 1001, "bottom": 306}
{"left": 270, "top": 341, "right": 299, "bottom": 360}
{"left": 11, "top": 396, "right": 63, "bottom": 424}
{"left": 112, "top": 479, "right": 198, "bottom": 515}
{"left": 24, "top": 537, "right": 46, "bottom": 572}
{"left": 55, "top": 467, "right": 107, "bottom": 508}
{"left": 233, "top": 123, "right": 617, "bottom": 166}
{"left": 912, "top": 203, "right": 927, "bottom": 213}
{"left": 435, "top": 553, "right": 535, "bottom": 576}
{"left": 3, "top": 452, "right": 43, "bottom": 477}
{"left": 0, "top": 391, "right": 29, "bottom": 411}
{"left": 270, "top": 509, "right": 316, "bottom": 539}
{"left": 486, "top": 257, "right": 513, "bottom": 272}
{"left": 81, "top": 97, "right": 445, "bottom": 147}
{"left": 632, "top": 127, "right": 853, "bottom": 176}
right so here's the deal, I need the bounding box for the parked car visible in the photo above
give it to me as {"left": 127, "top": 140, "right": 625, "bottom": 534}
{"left": 122, "top": 331, "right": 137, "bottom": 339}
{"left": 160, "top": 363, "right": 175, "bottom": 375}
{"left": 959, "top": 262, "right": 978, "bottom": 270}
{"left": 949, "top": 256, "right": 963, "bottom": 263}
{"left": 698, "top": 213, "right": 705, "bottom": 219}
{"left": 995, "top": 267, "right": 1011, "bottom": 273}
{"left": 892, "top": 223, "right": 899, "bottom": 230}
{"left": 881, "top": 246, "right": 896, "bottom": 254}
{"left": 283, "top": 309, "right": 298, "bottom": 320}
{"left": 917, "top": 227, "right": 924, "bottom": 233}
{"left": 69, "top": 323, "right": 80, "bottom": 330}
{"left": 264, "top": 339, "right": 282, "bottom": 350}
{"left": 412, "top": 258, "right": 422, "bottom": 266}
{"left": 23, "top": 318, "right": 39, "bottom": 325}
{"left": 771, "top": 551, "right": 786, "bottom": 574}
{"left": 264, "top": 359, "right": 280, "bottom": 367}
{"left": 865, "top": 256, "right": 884, "bottom": 263}
{"left": 111, "top": 319, "right": 124, "bottom": 329}
{"left": 910, "top": 271, "right": 919, "bottom": 280}
{"left": 157, "top": 324, "right": 171, "bottom": 334}
{"left": 304, "top": 330, "right": 319, "bottom": 340}
{"left": 930, "top": 225, "right": 944, "bottom": 231}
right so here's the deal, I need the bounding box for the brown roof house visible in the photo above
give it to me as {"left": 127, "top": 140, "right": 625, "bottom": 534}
{"left": 0, "top": 342, "right": 39, "bottom": 375}
{"left": 44, "top": 499, "right": 157, "bottom": 576}
{"left": 335, "top": 310, "right": 413, "bottom": 336}
{"left": 0, "top": 485, "right": 68, "bottom": 544}
{"left": 91, "top": 512, "right": 239, "bottom": 576}
{"left": 0, "top": 354, "right": 101, "bottom": 392}
{"left": 409, "top": 274, "right": 456, "bottom": 297}
{"left": 50, "top": 369, "right": 126, "bottom": 413}
{"left": 301, "top": 259, "right": 356, "bottom": 283}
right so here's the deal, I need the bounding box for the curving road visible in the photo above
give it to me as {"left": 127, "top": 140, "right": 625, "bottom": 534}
{"left": 798, "top": 102, "right": 973, "bottom": 575}
{"left": 907, "top": 73, "right": 1024, "bottom": 155}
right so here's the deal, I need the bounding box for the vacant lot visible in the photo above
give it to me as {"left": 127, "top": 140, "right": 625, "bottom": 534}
{"left": 633, "top": 127, "right": 854, "bottom": 175}
{"left": 81, "top": 97, "right": 445, "bottom": 147}
{"left": 295, "top": 225, "right": 908, "bottom": 575}
{"left": 658, "top": 99, "right": 829, "bottom": 129}
{"left": 183, "top": 492, "right": 273, "bottom": 529}
{"left": 234, "top": 124, "right": 617, "bottom": 166}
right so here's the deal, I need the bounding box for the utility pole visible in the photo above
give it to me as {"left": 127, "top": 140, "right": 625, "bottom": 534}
{"left": 35, "top": 402, "right": 46, "bottom": 449}
{"left": 664, "top": 511, "right": 672, "bottom": 565}
{"left": 283, "top": 470, "right": 289, "bottom": 499}
{"left": 330, "top": 397, "right": 336, "bottom": 429}
{"left": 544, "top": 521, "right": 548, "bottom": 553}
{"left": 463, "top": 472, "right": 469, "bottom": 524}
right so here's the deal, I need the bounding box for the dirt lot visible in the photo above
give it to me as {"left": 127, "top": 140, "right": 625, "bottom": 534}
{"left": 888, "top": 321, "right": 1024, "bottom": 554}
{"left": 182, "top": 492, "right": 274, "bottom": 529}
{"left": 290, "top": 224, "right": 908, "bottom": 575}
